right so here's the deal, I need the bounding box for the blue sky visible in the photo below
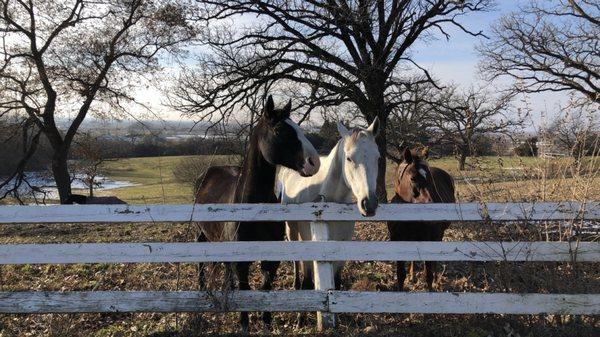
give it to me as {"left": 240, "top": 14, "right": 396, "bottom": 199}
{"left": 412, "top": 1, "right": 518, "bottom": 63}
{"left": 409, "top": 1, "right": 568, "bottom": 127}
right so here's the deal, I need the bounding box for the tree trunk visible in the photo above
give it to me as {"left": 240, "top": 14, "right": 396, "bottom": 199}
{"left": 89, "top": 178, "right": 94, "bottom": 197}
{"left": 362, "top": 70, "right": 388, "bottom": 202}
{"left": 458, "top": 151, "right": 467, "bottom": 171}
{"left": 51, "top": 151, "right": 72, "bottom": 204}
{"left": 374, "top": 115, "right": 388, "bottom": 202}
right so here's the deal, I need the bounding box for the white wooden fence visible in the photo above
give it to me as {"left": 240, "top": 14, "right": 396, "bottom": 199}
{"left": 0, "top": 202, "right": 599, "bottom": 331}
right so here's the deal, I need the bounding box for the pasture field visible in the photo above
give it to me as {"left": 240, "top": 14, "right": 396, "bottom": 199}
{"left": 88, "top": 154, "right": 599, "bottom": 204}
{"left": 0, "top": 154, "right": 599, "bottom": 336}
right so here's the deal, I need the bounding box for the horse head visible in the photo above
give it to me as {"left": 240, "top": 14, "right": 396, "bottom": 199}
{"left": 336, "top": 117, "right": 380, "bottom": 217}
{"left": 256, "top": 95, "right": 320, "bottom": 177}
{"left": 396, "top": 147, "right": 434, "bottom": 203}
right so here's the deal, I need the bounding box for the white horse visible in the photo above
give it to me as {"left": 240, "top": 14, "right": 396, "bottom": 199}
{"left": 277, "top": 117, "right": 381, "bottom": 293}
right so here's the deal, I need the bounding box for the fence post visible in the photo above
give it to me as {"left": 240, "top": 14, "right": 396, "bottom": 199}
{"left": 310, "top": 220, "right": 336, "bottom": 331}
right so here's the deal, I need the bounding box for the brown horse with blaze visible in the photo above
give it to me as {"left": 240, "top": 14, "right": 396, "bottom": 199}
{"left": 387, "top": 147, "right": 456, "bottom": 291}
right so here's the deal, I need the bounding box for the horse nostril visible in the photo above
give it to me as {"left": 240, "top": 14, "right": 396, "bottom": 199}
{"left": 308, "top": 157, "right": 315, "bottom": 167}
{"left": 361, "top": 198, "right": 368, "bottom": 210}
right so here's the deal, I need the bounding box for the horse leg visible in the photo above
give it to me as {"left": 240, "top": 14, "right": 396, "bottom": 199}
{"left": 333, "top": 262, "right": 344, "bottom": 290}
{"left": 236, "top": 261, "right": 251, "bottom": 334}
{"left": 293, "top": 261, "right": 303, "bottom": 330}
{"left": 425, "top": 261, "right": 437, "bottom": 291}
{"left": 408, "top": 261, "right": 417, "bottom": 283}
{"left": 196, "top": 231, "right": 207, "bottom": 290}
{"left": 224, "top": 262, "right": 236, "bottom": 290}
{"left": 303, "top": 264, "right": 315, "bottom": 290}
{"left": 295, "top": 262, "right": 314, "bottom": 330}
{"left": 293, "top": 261, "right": 302, "bottom": 290}
{"left": 260, "top": 260, "right": 279, "bottom": 332}
{"left": 396, "top": 261, "right": 407, "bottom": 291}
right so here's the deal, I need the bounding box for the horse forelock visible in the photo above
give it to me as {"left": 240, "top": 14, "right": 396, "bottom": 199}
{"left": 349, "top": 128, "right": 368, "bottom": 141}
{"left": 345, "top": 128, "right": 377, "bottom": 152}
{"left": 398, "top": 155, "right": 430, "bottom": 183}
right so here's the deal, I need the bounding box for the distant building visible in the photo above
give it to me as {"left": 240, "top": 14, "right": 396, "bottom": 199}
{"left": 537, "top": 129, "right": 569, "bottom": 157}
{"left": 537, "top": 110, "right": 570, "bottom": 157}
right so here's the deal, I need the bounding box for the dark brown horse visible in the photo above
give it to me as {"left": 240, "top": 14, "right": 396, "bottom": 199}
{"left": 388, "top": 148, "right": 455, "bottom": 291}
{"left": 194, "top": 96, "right": 320, "bottom": 332}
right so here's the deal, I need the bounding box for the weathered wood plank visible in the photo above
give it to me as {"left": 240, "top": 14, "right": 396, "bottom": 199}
{"left": 329, "top": 292, "right": 600, "bottom": 315}
{"left": 1, "top": 241, "right": 598, "bottom": 265}
{"left": 0, "top": 202, "right": 597, "bottom": 224}
{"left": 2, "top": 291, "right": 598, "bottom": 315}
{"left": 0, "top": 291, "right": 327, "bottom": 313}
{"left": 311, "top": 221, "right": 336, "bottom": 330}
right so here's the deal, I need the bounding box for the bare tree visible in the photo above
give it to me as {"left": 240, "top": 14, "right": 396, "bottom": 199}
{"left": 545, "top": 101, "right": 599, "bottom": 159}
{"left": 479, "top": 0, "right": 599, "bottom": 104}
{"left": 431, "top": 85, "right": 522, "bottom": 170}
{"left": 173, "top": 0, "right": 492, "bottom": 198}
{"left": 386, "top": 79, "right": 438, "bottom": 162}
{"left": 0, "top": 0, "right": 195, "bottom": 203}
{"left": 71, "top": 133, "right": 116, "bottom": 197}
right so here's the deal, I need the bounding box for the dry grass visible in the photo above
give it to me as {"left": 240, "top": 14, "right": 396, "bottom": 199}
{"left": 1, "top": 154, "right": 599, "bottom": 336}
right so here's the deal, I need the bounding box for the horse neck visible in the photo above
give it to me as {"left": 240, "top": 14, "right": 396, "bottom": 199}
{"left": 319, "top": 139, "right": 353, "bottom": 202}
{"left": 394, "top": 163, "right": 413, "bottom": 202}
{"left": 234, "top": 130, "right": 277, "bottom": 204}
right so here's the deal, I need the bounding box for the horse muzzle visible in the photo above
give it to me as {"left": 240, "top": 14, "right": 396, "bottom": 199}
{"left": 300, "top": 155, "right": 320, "bottom": 177}
{"left": 359, "top": 196, "right": 378, "bottom": 217}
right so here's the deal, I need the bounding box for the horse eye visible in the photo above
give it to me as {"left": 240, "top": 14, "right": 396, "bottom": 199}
{"left": 346, "top": 157, "right": 352, "bottom": 162}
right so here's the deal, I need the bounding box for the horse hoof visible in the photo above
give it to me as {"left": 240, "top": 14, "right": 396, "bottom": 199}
{"left": 262, "top": 324, "right": 271, "bottom": 335}
{"left": 293, "top": 313, "right": 303, "bottom": 331}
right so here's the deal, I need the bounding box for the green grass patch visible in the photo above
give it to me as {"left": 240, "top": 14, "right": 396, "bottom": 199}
{"left": 95, "top": 155, "right": 236, "bottom": 204}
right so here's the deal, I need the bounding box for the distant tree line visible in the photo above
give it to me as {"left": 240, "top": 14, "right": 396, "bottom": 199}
{"left": 514, "top": 137, "right": 539, "bottom": 157}
{"left": 0, "top": 123, "right": 245, "bottom": 177}
{"left": 94, "top": 136, "right": 245, "bottom": 159}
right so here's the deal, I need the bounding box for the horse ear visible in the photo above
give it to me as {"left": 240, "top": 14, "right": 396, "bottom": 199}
{"left": 403, "top": 148, "right": 413, "bottom": 164}
{"left": 264, "top": 95, "right": 276, "bottom": 121}
{"left": 367, "top": 116, "right": 380, "bottom": 137}
{"left": 281, "top": 99, "right": 292, "bottom": 119}
{"left": 421, "top": 147, "right": 429, "bottom": 159}
{"left": 336, "top": 121, "right": 351, "bottom": 137}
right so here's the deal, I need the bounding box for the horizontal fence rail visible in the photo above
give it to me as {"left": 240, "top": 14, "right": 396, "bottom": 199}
{"left": 0, "top": 291, "right": 326, "bottom": 313}
{"left": 0, "top": 202, "right": 598, "bottom": 224}
{"left": 1, "top": 241, "right": 598, "bottom": 265}
{"left": 1, "top": 202, "right": 599, "bottom": 328}
{"left": 1, "top": 291, "right": 599, "bottom": 315}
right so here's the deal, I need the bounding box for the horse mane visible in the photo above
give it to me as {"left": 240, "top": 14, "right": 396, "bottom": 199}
{"left": 347, "top": 128, "right": 371, "bottom": 145}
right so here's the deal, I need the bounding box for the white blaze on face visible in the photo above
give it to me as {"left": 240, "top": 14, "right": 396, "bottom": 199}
{"left": 285, "top": 119, "right": 320, "bottom": 176}
{"left": 343, "top": 131, "right": 380, "bottom": 215}
{"left": 418, "top": 168, "right": 428, "bottom": 179}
